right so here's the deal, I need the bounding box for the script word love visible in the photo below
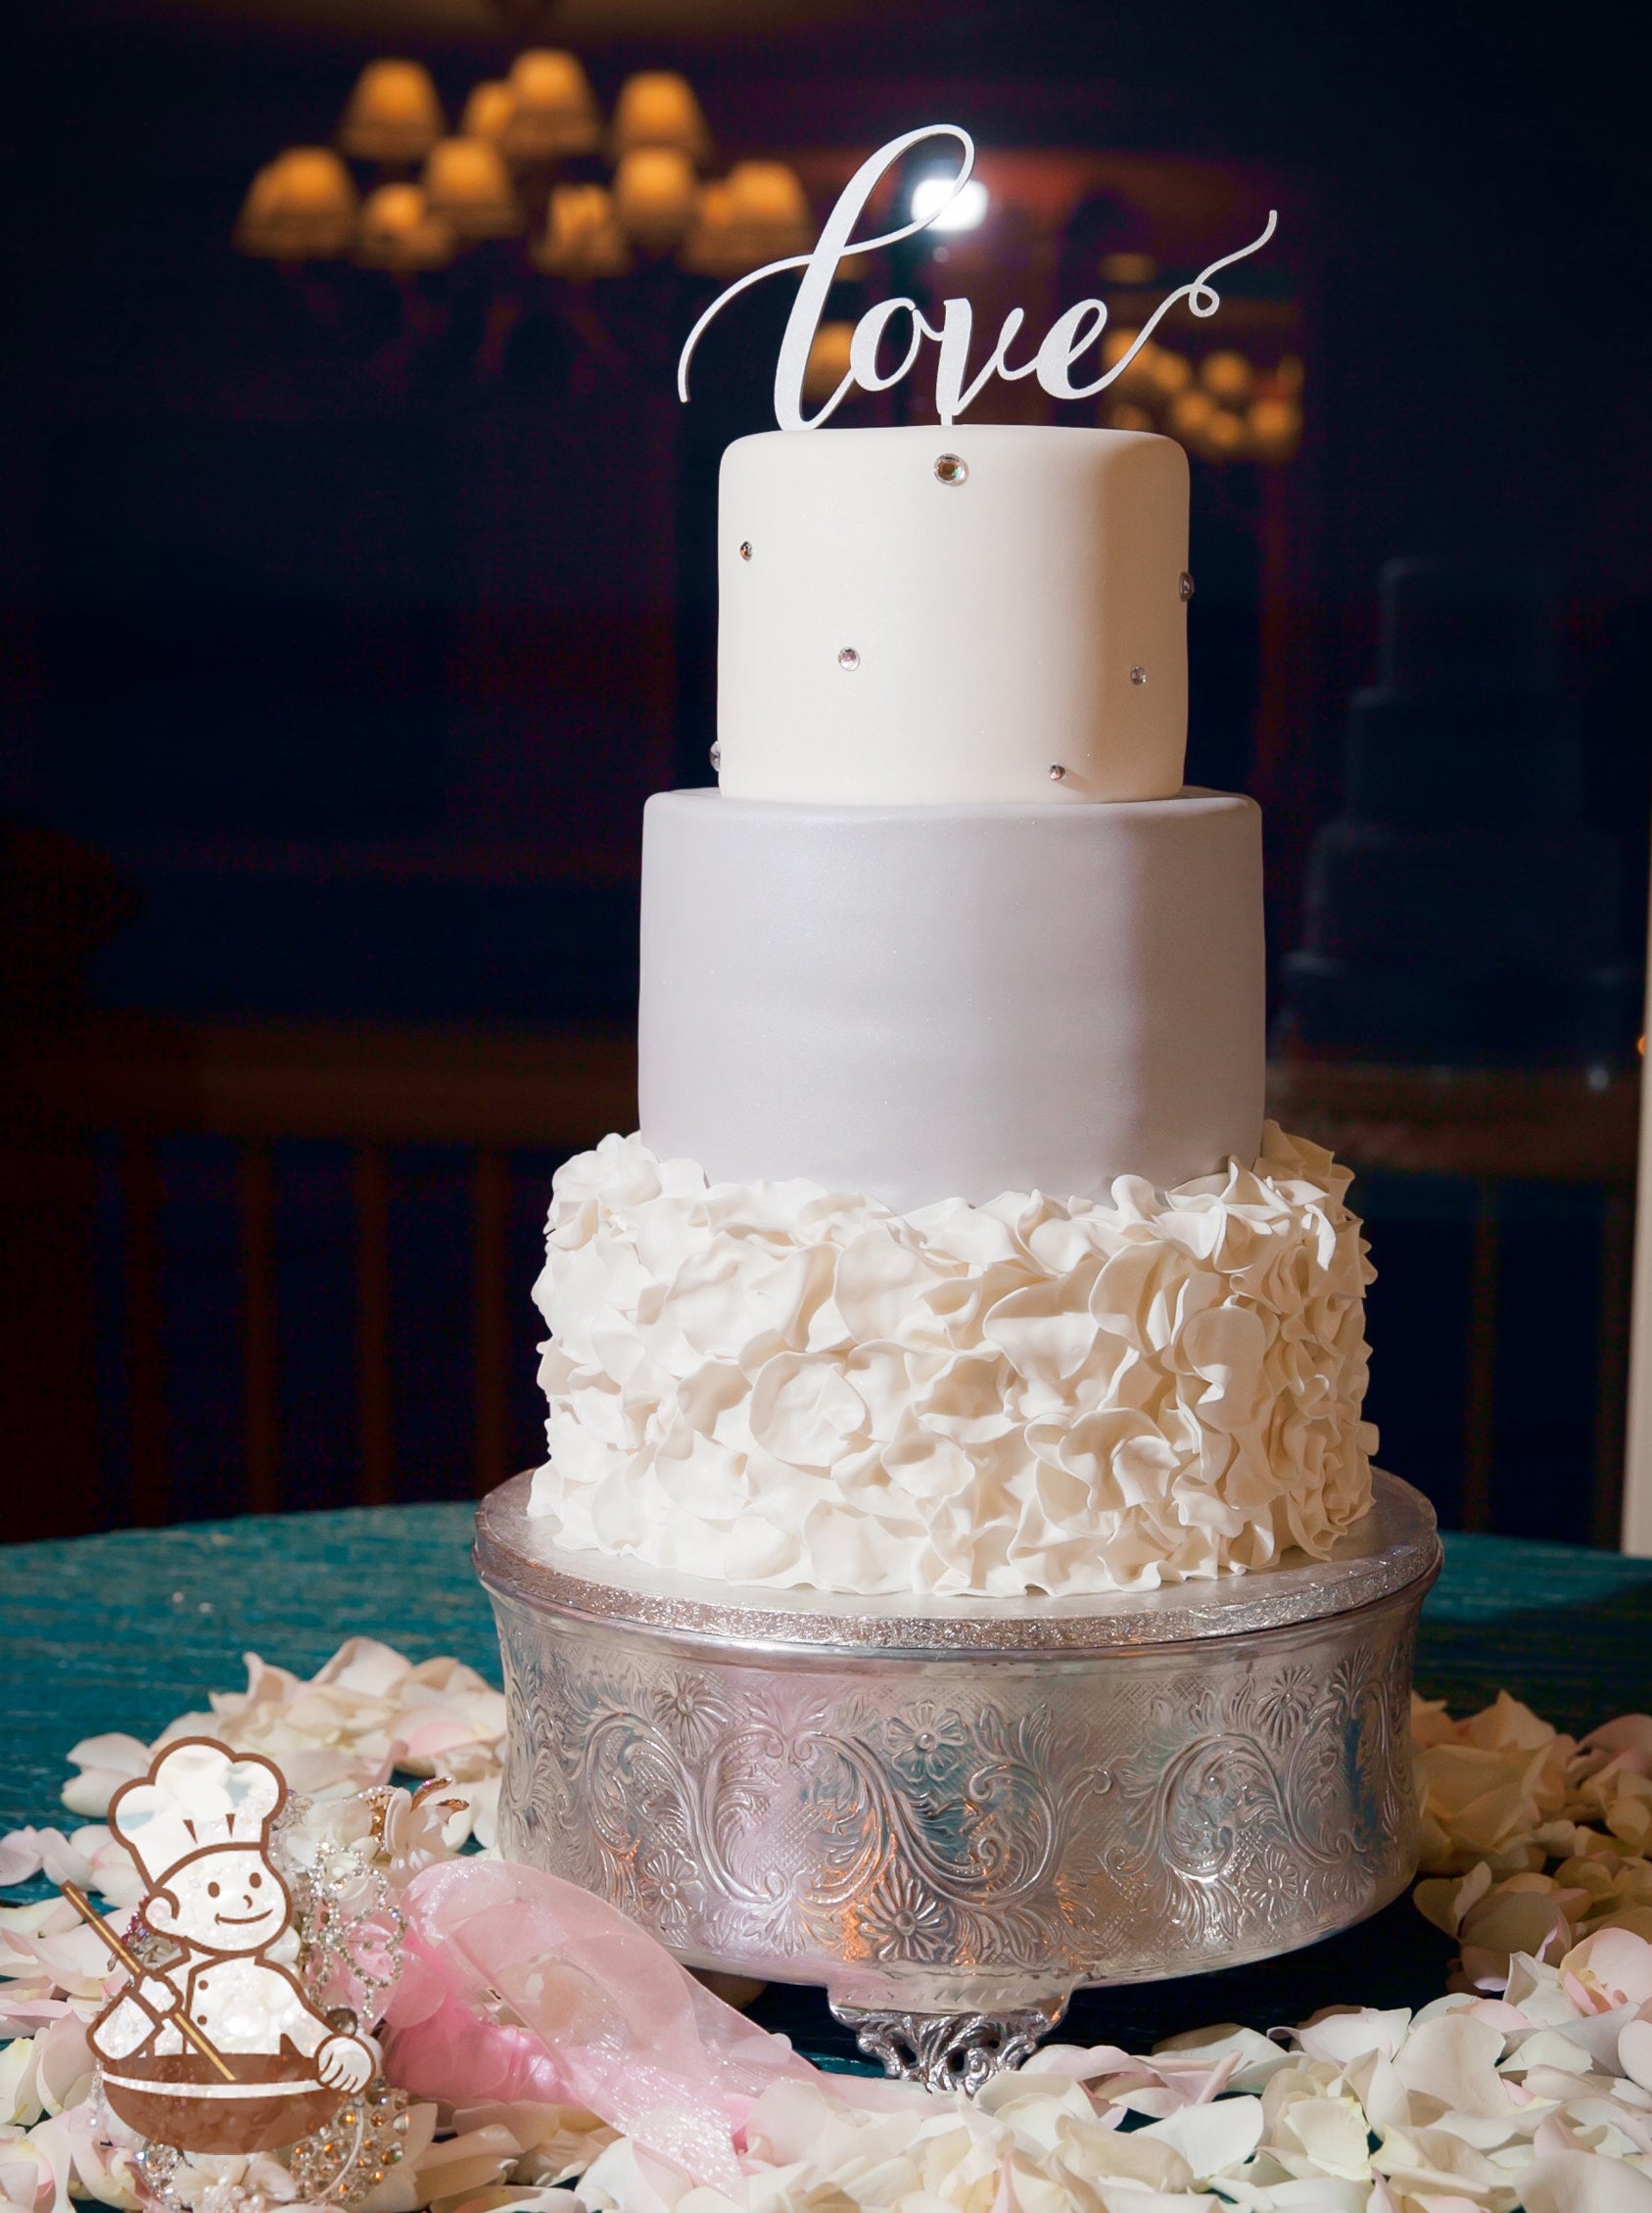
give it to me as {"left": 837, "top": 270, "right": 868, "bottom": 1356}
{"left": 678, "top": 123, "right": 1277, "bottom": 432}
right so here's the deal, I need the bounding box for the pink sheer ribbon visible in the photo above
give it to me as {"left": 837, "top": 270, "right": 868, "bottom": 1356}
{"left": 381, "top": 1858, "right": 820, "bottom": 2188}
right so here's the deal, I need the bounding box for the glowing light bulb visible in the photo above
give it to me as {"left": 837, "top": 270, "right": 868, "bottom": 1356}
{"left": 911, "top": 174, "right": 988, "bottom": 232}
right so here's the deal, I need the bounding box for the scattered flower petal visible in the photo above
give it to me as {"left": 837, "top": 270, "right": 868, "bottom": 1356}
{"left": 14, "top": 1659, "right": 1652, "bottom": 2213}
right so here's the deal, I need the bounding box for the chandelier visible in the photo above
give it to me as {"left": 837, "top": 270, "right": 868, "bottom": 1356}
{"left": 232, "top": 70, "right": 1302, "bottom": 461}
{"left": 234, "top": 54, "right": 811, "bottom": 286}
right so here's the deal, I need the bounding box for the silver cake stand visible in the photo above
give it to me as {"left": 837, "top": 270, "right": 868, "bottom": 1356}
{"left": 475, "top": 1471, "right": 1439, "bottom": 2092}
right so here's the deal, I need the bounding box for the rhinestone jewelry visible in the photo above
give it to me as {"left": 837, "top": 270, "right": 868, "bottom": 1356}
{"left": 739, "top": 541, "right": 753, "bottom": 560}
{"left": 838, "top": 647, "right": 861, "bottom": 670}
{"left": 1179, "top": 572, "right": 1195, "bottom": 600}
{"left": 933, "top": 453, "right": 968, "bottom": 485}
{"left": 288, "top": 2078, "right": 413, "bottom": 2206}
{"left": 1130, "top": 666, "right": 1148, "bottom": 684}
{"left": 1048, "top": 764, "right": 1066, "bottom": 781}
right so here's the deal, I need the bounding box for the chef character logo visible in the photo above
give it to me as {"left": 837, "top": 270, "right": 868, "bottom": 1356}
{"left": 85, "top": 1739, "right": 377, "bottom": 2154}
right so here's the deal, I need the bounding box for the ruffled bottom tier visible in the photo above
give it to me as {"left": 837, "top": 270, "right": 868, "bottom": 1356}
{"left": 527, "top": 1126, "right": 1376, "bottom": 1599}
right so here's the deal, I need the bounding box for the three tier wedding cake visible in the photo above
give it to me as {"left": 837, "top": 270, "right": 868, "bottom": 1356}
{"left": 528, "top": 422, "right": 1376, "bottom": 1599}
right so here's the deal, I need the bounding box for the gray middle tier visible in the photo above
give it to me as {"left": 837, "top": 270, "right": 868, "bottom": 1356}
{"left": 637, "top": 787, "right": 1264, "bottom": 1214}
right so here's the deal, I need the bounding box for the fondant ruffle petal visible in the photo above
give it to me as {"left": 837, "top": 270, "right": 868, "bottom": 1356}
{"left": 527, "top": 1126, "right": 1376, "bottom": 1597}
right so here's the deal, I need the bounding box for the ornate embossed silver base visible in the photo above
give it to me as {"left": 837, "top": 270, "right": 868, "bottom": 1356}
{"left": 476, "top": 1471, "right": 1439, "bottom": 2081}
{"left": 831, "top": 1997, "right": 1072, "bottom": 2093}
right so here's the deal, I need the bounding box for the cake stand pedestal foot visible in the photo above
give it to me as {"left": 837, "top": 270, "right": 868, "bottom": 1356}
{"left": 828, "top": 1995, "right": 1071, "bottom": 2093}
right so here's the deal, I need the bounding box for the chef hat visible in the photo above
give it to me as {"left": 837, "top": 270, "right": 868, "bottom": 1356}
{"left": 110, "top": 1738, "right": 286, "bottom": 1890}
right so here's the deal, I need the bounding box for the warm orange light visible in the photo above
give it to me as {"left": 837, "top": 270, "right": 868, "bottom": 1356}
{"left": 460, "top": 81, "right": 515, "bottom": 146}
{"left": 504, "top": 51, "right": 600, "bottom": 161}
{"left": 682, "top": 161, "right": 812, "bottom": 275}
{"left": 1166, "top": 388, "right": 1215, "bottom": 445}
{"left": 1098, "top": 250, "right": 1156, "bottom": 285}
{"left": 728, "top": 161, "right": 811, "bottom": 234}
{"left": 355, "top": 182, "right": 454, "bottom": 271}
{"left": 801, "top": 319, "right": 854, "bottom": 405}
{"left": 534, "top": 184, "right": 631, "bottom": 278}
{"left": 1201, "top": 350, "right": 1254, "bottom": 406}
{"left": 612, "top": 72, "right": 710, "bottom": 165}
{"left": 1249, "top": 396, "right": 1303, "bottom": 463}
{"left": 612, "top": 146, "right": 697, "bottom": 252}
{"left": 338, "top": 61, "right": 445, "bottom": 164}
{"left": 235, "top": 149, "right": 358, "bottom": 259}
{"left": 680, "top": 180, "right": 738, "bottom": 275}
{"left": 421, "top": 137, "right": 520, "bottom": 238}
{"left": 1149, "top": 348, "right": 1193, "bottom": 400}
{"left": 1102, "top": 330, "right": 1160, "bottom": 408}
{"left": 1200, "top": 406, "right": 1250, "bottom": 460}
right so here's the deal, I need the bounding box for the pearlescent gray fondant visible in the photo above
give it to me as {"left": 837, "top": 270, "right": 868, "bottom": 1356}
{"left": 638, "top": 788, "right": 1265, "bottom": 1212}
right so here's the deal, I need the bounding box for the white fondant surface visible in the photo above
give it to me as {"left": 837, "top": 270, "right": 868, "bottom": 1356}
{"left": 717, "top": 424, "right": 1190, "bottom": 805}
{"left": 638, "top": 787, "right": 1265, "bottom": 1213}
{"left": 528, "top": 1127, "right": 1377, "bottom": 1597}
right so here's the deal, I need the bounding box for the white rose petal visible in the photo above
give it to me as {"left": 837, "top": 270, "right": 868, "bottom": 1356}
{"left": 1521, "top": 2149, "right": 1652, "bottom": 2213}
{"left": 1138, "top": 2094, "right": 1265, "bottom": 2176}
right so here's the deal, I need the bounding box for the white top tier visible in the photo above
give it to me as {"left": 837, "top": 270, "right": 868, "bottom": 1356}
{"left": 716, "top": 422, "right": 1190, "bottom": 805}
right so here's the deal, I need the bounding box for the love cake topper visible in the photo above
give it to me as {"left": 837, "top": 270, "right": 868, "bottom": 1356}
{"left": 68, "top": 1738, "right": 377, "bottom": 2157}
{"left": 678, "top": 122, "right": 1277, "bottom": 431}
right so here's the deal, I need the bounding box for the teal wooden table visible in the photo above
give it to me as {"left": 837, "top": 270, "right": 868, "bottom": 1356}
{"left": 5, "top": 1504, "right": 1651, "bottom": 2064}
